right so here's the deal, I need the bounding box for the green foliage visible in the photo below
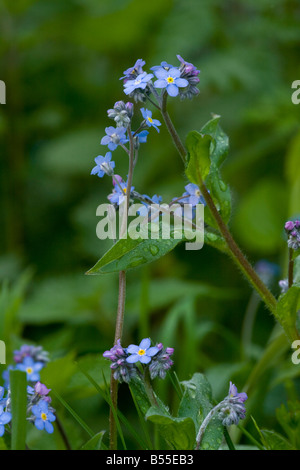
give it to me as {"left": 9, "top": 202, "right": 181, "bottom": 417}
{"left": 10, "top": 370, "right": 28, "bottom": 451}
{"left": 1, "top": 0, "right": 300, "bottom": 452}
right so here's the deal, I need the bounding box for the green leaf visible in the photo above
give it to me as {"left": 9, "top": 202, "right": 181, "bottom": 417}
{"left": 146, "top": 407, "right": 196, "bottom": 450}
{"left": 81, "top": 431, "right": 106, "bottom": 450}
{"left": 205, "top": 165, "right": 232, "bottom": 224}
{"left": 186, "top": 131, "right": 212, "bottom": 182}
{"left": 200, "top": 115, "right": 229, "bottom": 168}
{"left": 185, "top": 118, "right": 231, "bottom": 228}
{"left": 86, "top": 224, "right": 195, "bottom": 275}
{"left": 52, "top": 391, "right": 94, "bottom": 438}
{"left": 276, "top": 285, "right": 300, "bottom": 342}
{"left": 10, "top": 370, "right": 28, "bottom": 450}
{"left": 276, "top": 401, "right": 300, "bottom": 449}
{"left": 178, "top": 373, "right": 223, "bottom": 450}
{"left": 260, "top": 430, "right": 295, "bottom": 450}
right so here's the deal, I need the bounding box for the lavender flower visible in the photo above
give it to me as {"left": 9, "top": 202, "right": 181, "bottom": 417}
{"left": 103, "top": 340, "right": 137, "bottom": 383}
{"left": 285, "top": 219, "right": 300, "bottom": 250}
{"left": 13, "top": 345, "right": 49, "bottom": 365}
{"left": 176, "top": 55, "right": 200, "bottom": 100}
{"left": 148, "top": 343, "right": 174, "bottom": 379}
{"left": 218, "top": 382, "right": 248, "bottom": 426}
{"left": 120, "top": 59, "right": 146, "bottom": 81}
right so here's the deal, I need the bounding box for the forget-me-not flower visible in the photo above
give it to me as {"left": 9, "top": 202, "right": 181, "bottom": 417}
{"left": 91, "top": 152, "right": 115, "bottom": 178}
{"left": 0, "top": 406, "right": 11, "bottom": 437}
{"left": 126, "top": 338, "right": 159, "bottom": 364}
{"left": 31, "top": 400, "right": 56, "bottom": 434}
{"left": 140, "top": 108, "right": 161, "bottom": 132}
{"left": 123, "top": 72, "right": 153, "bottom": 96}
{"left": 153, "top": 67, "right": 188, "bottom": 97}
{"left": 101, "top": 126, "right": 128, "bottom": 151}
{"left": 16, "top": 356, "right": 44, "bottom": 382}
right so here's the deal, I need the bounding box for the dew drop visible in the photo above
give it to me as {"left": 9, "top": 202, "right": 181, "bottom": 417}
{"left": 149, "top": 245, "right": 159, "bottom": 256}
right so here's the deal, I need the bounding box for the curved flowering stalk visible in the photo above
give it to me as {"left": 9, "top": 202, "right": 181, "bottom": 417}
{"left": 195, "top": 382, "right": 248, "bottom": 450}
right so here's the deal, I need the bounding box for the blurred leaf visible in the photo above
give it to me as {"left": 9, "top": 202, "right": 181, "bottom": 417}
{"left": 276, "top": 286, "right": 300, "bottom": 342}
{"left": 178, "top": 373, "right": 223, "bottom": 450}
{"left": 186, "top": 131, "right": 212, "bottom": 182}
{"left": 67, "top": 355, "right": 110, "bottom": 398}
{"left": 10, "top": 370, "right": 27, "bottom": 450}
{"left": 81, "top": 431, "right": 106, "bottom": 450}
{"left": 276, "top": 401, "right": 300, "bottom": 449}
{"left": 53, "top": 391, "right": 94, "bottom": 438}
{"left": 200, "top": 115, "right": 229, "bottom": 168}
{"left": 233, "top": 178, "right": 288, "bottom": 254}
{"left": 285, "top": 130, "right": 300, "bottom": 217}
{"left": 146, "top": 407, "right": 196, "bottom": 450}
{"left": 260, "top": 429, "right": 294, "bottom": 450}
{"left": 40, "top": 353, "right": 77, "bottom": 394}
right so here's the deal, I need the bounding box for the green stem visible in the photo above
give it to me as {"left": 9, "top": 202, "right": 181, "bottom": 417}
{"left": 288, "top": 247, "right": 294, "bottom": 288}
{"left": 144, "top": 368, "right": 159, "bottom": 408}
{"left": 158, "top": 101, "right": 277, "bottom": 315}
{"left": 109, "top": 126, "right": 135, "bottom": 450}
{"left": 160, "top": 92, "right": 186, "bottom": 164}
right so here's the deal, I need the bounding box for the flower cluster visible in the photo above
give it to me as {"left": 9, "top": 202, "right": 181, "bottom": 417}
{"left": 90, "top": 57, "right": 203, "bottom": 227}
{"left": 217, "top": 382, "right": 248, "bottom": 427}
{"left": 285, "top": 219, "right": 300, "bottom": 251}
{"left": 1, "top": 345, "right": 56, "bottom": 436}
{"left": 103, "top": 338, "right": 174, "bottom": 383}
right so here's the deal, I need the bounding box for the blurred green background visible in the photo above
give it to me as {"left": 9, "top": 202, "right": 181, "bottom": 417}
{"left": 1, "top": 0, "right": 300, "bottom": 450}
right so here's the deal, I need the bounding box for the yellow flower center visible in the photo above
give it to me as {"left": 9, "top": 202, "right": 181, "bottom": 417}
{"left": 167, "top": 76, "right": 174, "bottom": 84}
{"left": 195, "top": 190, "right": 201, "bottom": 197}
{"left": 147, "top": 117, "right": 153, "bottom": 123}
{"left": 41, "top": 413, "right": 47, "bottom": 421}
{"left": 26, "top": 367, "right": 33, "bottom": 374}
{"left": 138, "top": 349, "right": 146, "bottom": 356}
{"left": 123, "top": 187, "right": 127, "bottom": 194}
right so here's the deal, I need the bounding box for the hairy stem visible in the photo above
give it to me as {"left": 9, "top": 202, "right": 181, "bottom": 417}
{"left": 159, "top": 102, "right": 277, "bottom": 314}
{"left": 160, "top": 92, "right": 186, "bottom": 164}
{"left": 109, "top": 126, "right": 135, "bottom": 450}
{"left": 288, "top": 247, "right": 294, "bottom": 288}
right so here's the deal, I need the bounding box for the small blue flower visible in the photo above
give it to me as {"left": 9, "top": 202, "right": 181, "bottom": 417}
{"left": 16, "top": 357, "right": 44, "bottom": 382}
{"left": 140, "top": 108, "right": 161, "bottom": 133}
{"left": 137, "top": 195, "right": 162, "bottom": 218}
{"left": 134, "top": 130, "right": 149, "bottom": 144}
{"left": 151, "top": 61, "right": 173, "bottom": 72}
{"left": 0, "top": 406, "right": 11, "bottom": 437}
{"left": 101, "top": 126, "right": 128, "bottom": 151}
{"left": 153, "top": 67, "right": 188, "bottom": 97}
{"left": 108, "top": 179, "right": 134, "bottom": 206}
{"left": 31, "top": 400, "right": 56, "bottom": 434}
{"left": 91, "top": 152, "right": 115, "bottom": 178}
{"left": 120, "top": 59, "right": 146, "bottom": 81}
{"left": 123, "top": 72, "right": 153, "bottom": 96}
{"left": 184, "top": 183, "right": 205, "bottom": 206}
{"left": 0, "top": 387, "right": 7, "bottom": 407}
{"left": 126, "top": 338, "right": 159, "bottom": 365}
